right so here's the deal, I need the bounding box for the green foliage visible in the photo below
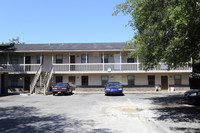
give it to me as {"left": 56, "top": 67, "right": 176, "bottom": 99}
{"left": 1, "top": 37, "right": 25, "bottom": 45}
{"left": 114, "top": 0, "right": 200, "bottom": 70}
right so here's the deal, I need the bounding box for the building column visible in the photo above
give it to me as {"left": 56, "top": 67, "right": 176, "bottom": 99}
{"left": 137, "top": 56, "right": 139, "bottom": 71}
{"left": 86, "top": 52, "right": 88, "bottom": 64}
{"left": 86, "top": 52, "right": 88, "bottom": 71}
{"left": 69, "top": 52, "right": 70, "bottom": 71}
{"left": 120, "top": 51, "right": 122, "bottom": 71}
{"left": 22, "top": 76, "right": 25, "bottom": 92}
{"left": 7, "top": 53, "right": 9, "bottom": 65}
{"left": 24, "top": 53, "right": 26, "bottom": 71}
{"left": 103, "top": 52, "right": 104, "bottom": 71}
{"left": 40, "top": 53, "right": 42, "bottom": 65}
{"left": 52, "top": 53, "right": 54, "bottom": 64}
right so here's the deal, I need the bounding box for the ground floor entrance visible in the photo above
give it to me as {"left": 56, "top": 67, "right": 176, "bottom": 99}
{"left": 52, "top": 73, "right": 189, "bottom": 91}
{"left": 24, "top": 77, "right": 31, "bottom": 92}
{"left": 82, "top": 76, "right": 88, "bottom": 86}
{"left": 161, "top": 76, "right": 168, "bottom": 90}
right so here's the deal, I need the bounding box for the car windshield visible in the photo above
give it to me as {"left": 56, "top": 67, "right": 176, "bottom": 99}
{"left": 107, "top": 82, "right": 121, "bottom": 87}
{"left": 55, "top": 83, "right": 66, "bottom": 87}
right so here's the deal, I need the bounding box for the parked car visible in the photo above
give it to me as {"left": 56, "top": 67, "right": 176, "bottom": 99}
{"left": 184, "top": 89, "right": 200, "bottom": 104}
{"left": 105, "top": 82, "right": 123, "bottom": 95}
{"left": 52, "top": 83, "right": 72, "bottom": 96}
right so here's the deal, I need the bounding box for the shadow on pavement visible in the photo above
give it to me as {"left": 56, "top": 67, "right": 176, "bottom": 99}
{"left": 145, "top": 94, "right": 200, "bottom": 133}
{"left": 0, "top": 106, "right": 113, "bottom": 133}
{"left": 54, "top": 92, "right": 75, "bottom": 96}
{"left": 105, "top": 93, "right": 125, "bottom": 96}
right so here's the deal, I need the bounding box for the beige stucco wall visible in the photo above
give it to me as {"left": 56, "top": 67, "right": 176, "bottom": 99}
{"left": 4, "top": 51, "right": 136, "bottom": 65}
{"left": 8, "top": 53, "right": 24, "bottom": 64}
{"left": 54, "top": 73, "right": 189, "bottom": 86}
{"left": 52, "top": 52, "right": 69, "bottom": 64}
{"left": 42, "top": 53, "right": 53, "bottom": 71}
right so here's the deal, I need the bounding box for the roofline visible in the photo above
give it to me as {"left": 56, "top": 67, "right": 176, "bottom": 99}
{"left": 23, "top": 42, "right": 126, "bottom": 45}
{"left": 0, "top": 49, "right": 135, "bottom": 53}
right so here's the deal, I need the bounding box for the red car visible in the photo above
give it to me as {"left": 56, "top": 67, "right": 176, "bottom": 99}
{"left": 52, "top": 83, "right": 72, "bottom": 96}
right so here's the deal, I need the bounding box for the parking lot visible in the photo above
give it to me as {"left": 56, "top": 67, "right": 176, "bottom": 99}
{"left": 0, "top": 93, "right": 200, "bottom": 133}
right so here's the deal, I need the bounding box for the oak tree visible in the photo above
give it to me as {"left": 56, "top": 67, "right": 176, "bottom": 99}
{"left": 114, "top": 0, "right": 200, "bottom": 70}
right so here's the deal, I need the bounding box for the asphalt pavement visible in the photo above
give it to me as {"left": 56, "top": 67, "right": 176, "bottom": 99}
{"left": 0, "top": 93, "right": 200, "bottom": 133}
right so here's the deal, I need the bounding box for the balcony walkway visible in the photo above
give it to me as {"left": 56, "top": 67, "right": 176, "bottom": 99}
{"left": 1, "top": 63, "right": 192, "bottom": 74}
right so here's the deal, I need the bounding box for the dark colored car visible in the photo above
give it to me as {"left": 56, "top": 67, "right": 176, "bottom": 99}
{"left": 184, "top": 89, "right": 200, "bottom": 104}
{"left": 105, "top": 82, "right": 123, "bottom": 95}
{"left": 52, "top": 83, "right": 72, "bottom": 96}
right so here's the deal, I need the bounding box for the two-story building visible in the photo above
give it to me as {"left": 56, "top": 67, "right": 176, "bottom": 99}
{"left": 0, "top": 43, "right": 191, "bottom": 94}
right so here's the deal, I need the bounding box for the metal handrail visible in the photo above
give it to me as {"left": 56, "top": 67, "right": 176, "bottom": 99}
{"left": 44, "top": 65, "right": 54, "bottom": 95}
{"left": 30, "top": 65, "right": 42, "bottom": 94}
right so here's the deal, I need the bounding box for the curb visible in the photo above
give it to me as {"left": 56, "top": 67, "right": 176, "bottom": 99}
{"left": 74, "top": 91, "right": 185, "bottom": 94}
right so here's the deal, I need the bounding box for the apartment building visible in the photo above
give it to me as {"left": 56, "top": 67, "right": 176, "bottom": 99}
{"left": 0, "top": 43, "right": 191, "bottom": 94}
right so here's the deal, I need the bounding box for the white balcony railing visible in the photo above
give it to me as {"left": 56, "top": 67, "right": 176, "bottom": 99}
{"left": 53, "top": 63, "right": 192, "bottom": 72}
{"left": 1, "top": 63, "right": 191, "bottom": 73}
{"left": 2, "top": 64, "right": 41, "bottom": 72}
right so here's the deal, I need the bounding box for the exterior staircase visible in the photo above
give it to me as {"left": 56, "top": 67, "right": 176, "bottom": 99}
{"left": 34, "top": 66, "right": 54, "bottom": 95}
{"left": 30, "top": 65, "right": 42, "bottom": 94}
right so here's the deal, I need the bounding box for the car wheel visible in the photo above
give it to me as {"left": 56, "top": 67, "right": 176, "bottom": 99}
{"left": 53, "top": 93, "right": 56, "bottom": 96}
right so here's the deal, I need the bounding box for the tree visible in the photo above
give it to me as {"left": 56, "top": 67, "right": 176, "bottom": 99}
{"left": 1, "top": 37, "right": 25, "bottom": 45}
{"left": 113, "top": 0, "right": 200, "bottom": 70}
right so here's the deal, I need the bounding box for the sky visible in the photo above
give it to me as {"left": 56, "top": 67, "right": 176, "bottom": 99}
{"left": 0, "top": 0, "right": 134, "bottom": 44}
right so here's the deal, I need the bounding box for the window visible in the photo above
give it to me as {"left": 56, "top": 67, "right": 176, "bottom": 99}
{"left": 37, "top": 55, "right": 43, "bottom": 64}
{"left": 101, "top": 54, "right": 109, "bottom": 63}
{"left": 81, "top": 54, "right": 88, "bottom": 63}
{"left": 56, "top": 55, "right": 63, "bottom": 64}
{"left": 148, "top": 75, "right": 155, "bottom": 86}
{"left": 56, "top": 76, "right": 63, "bottom": 83}
{"left": 10, "top": 56, "right": 18, "bottom": 64}
{"left": 11, "top": 77, "right": 18, "bottom": 87}
{"left": 36, "top": 55, "right": 43, "bottom": 64}
{"left": 127, "top": 57, "right": 135, "bottom": 63}
{"left": 174, "top": 75, "right": 181, "bottom": 85}
{"left": 102, "top": 76, "right": 108, "bottom": 86}
{"left": 128, "top": 75, "right": 135, "bottom": 86}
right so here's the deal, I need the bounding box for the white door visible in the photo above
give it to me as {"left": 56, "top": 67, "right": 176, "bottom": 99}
{"left": 114, "top": 54, "right": 120, "bottom": 70}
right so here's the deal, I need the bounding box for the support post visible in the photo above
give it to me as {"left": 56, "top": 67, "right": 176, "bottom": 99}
{"left": 137, "top": 56, "right": 139, "bottom": 71}
{"left": 69, "top": 53, "right": 70, "bottom": 71}
{"left": 7, "top": 53, "right": 9, "bottom": 65}
{"left": 120, "top": 51, "right": 122, "bottom": 71}
{"left": 24, "top": 53, "right": 26, "bottom": 71}
{"left": 22, "top": 77, "right": 24, "bottom": 92}
{"left": 103, "top": 52, "right": 104, "bottom": 71}
{"left": 52, "top": 52, "right": 54, "bottom": 64}
{"left": 40, "top": 53, "right": 42, "bottom": 65}
{"left": 86, "top": 52, "right": 88, "bottom": 71}
{"left": 86, "top": 52, "right": 88, "bottom": 64}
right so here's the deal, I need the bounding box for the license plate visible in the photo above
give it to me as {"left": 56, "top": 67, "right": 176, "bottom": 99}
{"left": 58, "top": 92, "right": 61, "bottom": 94}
